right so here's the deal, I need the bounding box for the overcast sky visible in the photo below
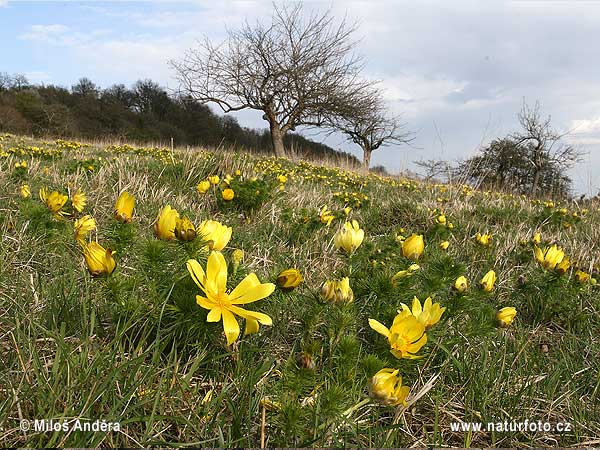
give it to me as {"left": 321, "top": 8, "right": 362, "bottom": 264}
{"left": 2, "top": 0, "right": 600, "bottom": 194}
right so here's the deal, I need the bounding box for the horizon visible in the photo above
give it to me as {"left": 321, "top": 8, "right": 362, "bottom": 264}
{"left": 2, "top": 0, "right": 600, "bottom": 195}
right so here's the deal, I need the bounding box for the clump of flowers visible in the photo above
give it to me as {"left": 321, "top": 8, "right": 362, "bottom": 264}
{"left": 319, "top": 205, "right": 335, "bottom": 226}
{"left": 534, "top": 244, "right": 567, "bottom": 271}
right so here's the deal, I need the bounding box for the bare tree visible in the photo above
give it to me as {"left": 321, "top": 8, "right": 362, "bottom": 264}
{"left": 325, "top": 88, "right": 412, "bottom": 169}
{"left": 512, "top": 101, "right": 583, "bottom": 195}
{"left": 170, "top": 3, "right": 372, "bottom": 157}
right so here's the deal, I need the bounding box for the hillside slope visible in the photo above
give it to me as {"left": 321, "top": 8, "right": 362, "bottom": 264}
{"left": 1, "top": 133, "right": 599, "bottom": 447}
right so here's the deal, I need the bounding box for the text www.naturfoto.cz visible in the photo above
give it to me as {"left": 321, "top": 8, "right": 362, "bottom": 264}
{"left": 450, "top": 420, "right": 572, "bottom": 433}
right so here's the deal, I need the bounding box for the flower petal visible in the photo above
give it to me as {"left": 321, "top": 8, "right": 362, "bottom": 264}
{"left": 368, "top": 319, "right": 390, "bottom": 338}
{"left": 244, "top": 318, "right": 260, "bottom": 335}
{"left": 207, "top": 307, "right": 222, "bottom": 322}
{"left": 187, "top": 259, "right": 206, "bottom": 290}
{"left": 229, "top": 282, "right": 275, "bottom": 305}
{"left": 221, "top": 309, "right": 240, "bottom": 345}
{"left": 206, "top": 251, "right": 227, "bottom": 294}
{"left": 229, "top": 273, "right": 261, "bottom": 300}
{"left": 228, "top": 305, "right": 272, "bottom": 325}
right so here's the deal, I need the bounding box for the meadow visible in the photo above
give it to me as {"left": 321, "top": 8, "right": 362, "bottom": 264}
{"left": 0, "top": 132, "right": 599, "bottom": 447}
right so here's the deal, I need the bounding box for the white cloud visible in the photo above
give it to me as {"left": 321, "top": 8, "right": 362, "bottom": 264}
{"left": 19, "top": 24, "right": 69, "bottom": 42}
{"left": 24, "top": 71, "right": 52, "bottom": 84}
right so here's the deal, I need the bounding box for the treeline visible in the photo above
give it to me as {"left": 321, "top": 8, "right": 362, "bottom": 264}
{"left": 0, "top": 73, "right": 360, "bottom": 165}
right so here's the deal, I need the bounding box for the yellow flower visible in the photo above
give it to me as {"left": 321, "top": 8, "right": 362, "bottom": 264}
{"left": 334, "top": 220, "right": 364, "bottom": 253}
{"left": 154, "top": 204, "right": 179, "bottom": 240}
{"left": 369, "top": 313, "right": 427, "bottom": 359}
{"left": 556, "top": 256, "right": 571, "bottom": 275}
{"left": 534, "top": 244, "right": 565, "bottom": 270}
{"left": 175, "top": 216, "right": 197, "bottom": 241}
{"left": 343, "top": 206, "right": 352, "bottom": 216}
{"left": 319, "top": 205, "right": 335, "bottom": 226}
{"left": 439, "top": 240, "right": 449, "bottom": 250}
{"left": 402, "top": 234, "right": 424, "bottom": 260}
{"left": 575, "top": 269, "right": 591, "bottom": 283}
{"left": 277, "top": 268, "right": 304, "bottom": 291}
{"left": 20, "top": 184, "right": 31, "bottom": 198}
{"left": 436, "top": 214, "right": 446, "bottom": 225}
{"left": 74, "top": 215, "right": 96, "bottom": 245}
{"left": 114, "top": 191, "right": 135, "bottom": 223}
{"left": 71, "top": 190, "right": 86, "bottom": 213}
{"left": 187, "top": 251, "right": 275, "bottom": 345}
{"left": 480, "top": 270, "right": 497, "bottom": 292}
{"left": 83, "top": 242, "right": 116, "bottom": 276}
{"left": 532, "top": 232, "right": 542, "bottom": 245}
{"left": 222, "top": 188, "right": 235, "bottom": 201}
{"left": 232, "top": 249, "right": 244, "bottom": 265}
{"left": 391, "top": 264, "right": 420, "bottom": 285}
{"left": 370, "top": 368, "right": 410, "bottom": 406}
{"left": 209, "top": 175, "right": 220, "bottom": 185}
{"left": 454, "top": 275, "right": 468, "bottom": 293}
{"left": 400, "top": 296, "right": 446, "bottom": 329}
{"left": 277, "top": 174, "right": 287, "bottom": 183}
{"left": 475, "top": 232, "right": 492, "bottom": 246}
{"left": 497, "top": 306, "right": 517, "bottom": 327}
{"left": 321, "top": 277, "right": 354, "bottom": 303}
{"left": 197, "top": 180, "right": 211, "bottom": 194}
{"left": 197, "top": 219, "right": 232, "bottom": 251}
{"left": 15, "top": 160, "right": 27, "bottom": 169}
{"left": 39, "top": 187, "right": 68, "bottom": 217}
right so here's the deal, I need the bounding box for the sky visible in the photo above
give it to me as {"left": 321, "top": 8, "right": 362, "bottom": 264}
{"left": 2, "top": 0, "right": 600, "bottom": 195}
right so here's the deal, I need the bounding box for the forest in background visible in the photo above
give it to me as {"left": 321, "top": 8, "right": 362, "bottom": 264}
{"left": 0, "top": 73, "right": 361, "bottom": 167}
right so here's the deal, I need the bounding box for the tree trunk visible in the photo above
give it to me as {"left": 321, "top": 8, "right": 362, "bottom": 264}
{"left": 270, "top": 123, "right": 286, "bottom": 158}
{"left": 531, "top": 168, "right": 542, "bottom": 195}
{"left": 362, "top": 148, "right": 372, "bottom": 171}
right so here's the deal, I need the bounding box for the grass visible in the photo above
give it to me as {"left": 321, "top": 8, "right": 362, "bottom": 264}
{"left": 1, "top": 133, "right": 599, "bottom": 447}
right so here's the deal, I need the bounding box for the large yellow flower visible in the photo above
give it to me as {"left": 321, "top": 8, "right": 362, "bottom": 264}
{"left": 187, "top": 251, "right": 275, "bottom": 345}
{"left": 197, "top": 220, "right": 232, "bottom": 251}
{"left": 402, "top": 234, "right": 424, "bottom": 260}
{"left": 369, "top": 313, "right": 427, "bottom": 359}
{"left": 74, "top": 215, "right": 96, "bottom": 245}
{"left": 370, "top": 368, "right": 410, "bottom": 406}
{"left": 39, "top": 187, "right": 68, "bottom": 217}
{"left": 83, "top": 242, "right": 116, "bottom": 276}
{"left": 154, "top": 204, "right": 179, "bottom": 240}
{"left": 71, "top": 189, "right": 86, "bottom": 213}
{"left": 114, "top": 191, "right": 135, "bottom": 223}
{"left": 399, "top": 296, "right": 446, "bottom": 329}
{"left": 334, "top": 220, "right": 365, "bottom": 253}
{"left": 534, "top": 244, "right": 565, "bottom": 270}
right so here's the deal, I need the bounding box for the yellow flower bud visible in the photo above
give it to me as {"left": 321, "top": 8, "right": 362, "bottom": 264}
{"left": 277, "top": 268, "right": 304, "bottom": 291}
